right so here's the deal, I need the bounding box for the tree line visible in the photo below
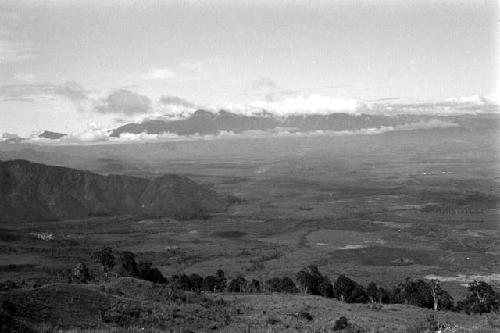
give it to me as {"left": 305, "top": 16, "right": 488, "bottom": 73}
{"left": 89, "top": 247, "right": 499, "bottom": 316}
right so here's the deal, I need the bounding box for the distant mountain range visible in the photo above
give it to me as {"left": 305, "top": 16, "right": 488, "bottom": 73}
{"left": 0, "top": 159, "right": 236, "bottom": 222}
{"left": 2, "top": 111, "right": 499, "bottom": 144}
{"left": 110, "top": 110, "right": 441, "bottom": 137}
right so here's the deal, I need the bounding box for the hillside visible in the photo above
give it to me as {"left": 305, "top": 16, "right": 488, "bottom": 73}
{"left": 0, "top": 278, "right": 497, "bottom": 332}
{"left": 0, "top": 159, "right": 235, "bottom": 222}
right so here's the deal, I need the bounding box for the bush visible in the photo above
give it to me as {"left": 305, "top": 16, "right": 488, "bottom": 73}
{"left": 333, "top": 316, "right": 350, "bottom": 330}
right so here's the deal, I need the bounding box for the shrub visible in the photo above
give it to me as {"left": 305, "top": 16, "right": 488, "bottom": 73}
{"left": 333, "top": 316, "right": 350, "bottom": 330}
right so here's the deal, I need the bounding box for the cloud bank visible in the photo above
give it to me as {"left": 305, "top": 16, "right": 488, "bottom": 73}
{"left": 22, "top": 119, "right": 460, "bottom": 145}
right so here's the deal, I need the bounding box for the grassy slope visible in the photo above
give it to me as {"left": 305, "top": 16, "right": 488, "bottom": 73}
{"left": 1, "top": 278, "right": 499, "bottom": 333}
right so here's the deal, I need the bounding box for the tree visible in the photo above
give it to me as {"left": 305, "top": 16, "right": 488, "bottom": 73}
{"left": 188, "top": 273, "right": 203, "bottom": 291}
{"left": 202, "top": 275, "right": 217, "bottom": 292}
{"left": 333, "top": 275, "right": 357, "bottom": 302}
{"left": 72, "top": 263, "right": 91, "bottom": 283}
{"left": 427, "top": 279, "right": 453, "bottom": 311}
{"left": 117, "top": 251, "right": 139, "bottom": 277}
{"left": 266, "top": 277, "right": 283, "bottom": 292}
{"left": 296, "top": 265, "right": 325, "bottom": 295}
{"left": 171, "top": 274, "right": 192, "bottom": 290}
{"left": 280, "top": 277, "right": 298, "bottom": 293}
{"left": 215, "top": 269, "right": 227, "bottom": 291}
{"left": 318, "top": 278, "right": 334, "bottom": 298}
{"left": 460, "top": 280, "right": 499, "bottom": 315}
{"left": 367, "top": 282, "right": 378, "bottom": 303}
{"left": 397, "top": 278, "right": 433, "bottom": 309}
{"left": 227, "top": 276, "right": 247, "bottom": 293}
{"left": 428, "top": 279, "right": 441, "bottom": 311}
{"left": 137, "top": 262, "right": 166, "bottom": 284}
{"left": 248, "top": 279, "right": 261, "bottom": 293}
{"left": 92, "top": 246, "right": 115, "bottom": 273}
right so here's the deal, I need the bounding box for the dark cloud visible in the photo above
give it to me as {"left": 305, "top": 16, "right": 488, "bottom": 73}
{"left": 159, "top": 95, "right": 195, "bottom": 108}
{"left": 96, "top": 89, "right": 152, "bottom": 115}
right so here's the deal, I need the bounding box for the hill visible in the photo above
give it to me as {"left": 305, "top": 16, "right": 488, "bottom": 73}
{"left": 0, "top": 278, "right": 497, "bottom": 332}
{"left": 0, "top": 159, "right": 235, "bottom": 222}
{"left": 38, "top": 131, "right": 67, "bottom": 139}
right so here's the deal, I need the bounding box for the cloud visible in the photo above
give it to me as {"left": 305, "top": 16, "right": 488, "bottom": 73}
{"left": 95, "top": 89, "right": 152, "bottom": 115}
{"left": 140, "top": 68, "right": 176, "bottom": 80}
{"left": 0, "top": 12, "right": 36, "bottom": 64}
{"left": 250, "top": 94, "right": 362, "bottom": 115}
{"left": 25, "top": 118, "right": 459, "bottom": 145}
{"left": 53, "top": 81, "right": 88, "bottom": 102}
{"left": 251, "top": 77, "right": 277, "bottom": 91}
{"left": 367, "top": 94, "right": 499, "bottom": 115}
{"left": 0, "top": 83, "right": 55, "bottom": 102}
{"left": 159, "top": 95, "right": 196, "bottom": 109}
{"left": 13, "top": 73, "right": 35, "bottom": 82}
{"left": 0, "top": 81, "right": 90, "bottom": 111}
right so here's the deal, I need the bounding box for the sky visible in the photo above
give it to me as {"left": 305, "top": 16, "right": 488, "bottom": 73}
{"left": 0, "top": 0, "right": 498, "bottom": 136}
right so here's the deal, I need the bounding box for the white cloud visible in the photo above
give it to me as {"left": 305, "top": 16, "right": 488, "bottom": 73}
{"left": 14, "top": 73, "right": 35, "bottom": 82}
{"left": 141, "top": 68, "right": 176, "bottom": 80}
{"left": 0, "top": 39, "right": 36, "bottom": 64}
{"left": 250, "top": 94, "right": 362, "bottom": 116}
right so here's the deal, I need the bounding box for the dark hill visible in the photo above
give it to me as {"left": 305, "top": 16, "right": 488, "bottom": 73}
{"left": 0, "top": 159, "right": 235, "bottom": 222}
{"left": 38, "top": 130, "right": 66, "bottom": 139}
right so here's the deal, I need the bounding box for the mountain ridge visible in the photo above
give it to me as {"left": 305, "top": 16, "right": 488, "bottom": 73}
{"left": 109, "top": 110, "right": 451, "bottom": 137}
{"left": 0, "top": 159, "right": 235, "bottom": 222}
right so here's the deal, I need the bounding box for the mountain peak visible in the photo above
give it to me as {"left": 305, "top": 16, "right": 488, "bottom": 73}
{"left": 39, "top": 130, "right": 67, "bottom": 139}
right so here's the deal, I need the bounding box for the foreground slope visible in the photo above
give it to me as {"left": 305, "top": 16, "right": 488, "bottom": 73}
{"left": 0, "top": 278, "right": 498, "bottom": 332}
{"left": 0, "top": 159, "right": 235, "bottom": 222}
